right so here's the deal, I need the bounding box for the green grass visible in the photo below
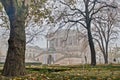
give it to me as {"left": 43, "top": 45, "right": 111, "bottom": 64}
{"left": 0, "top": 64, "right": 120, "bottom": 80}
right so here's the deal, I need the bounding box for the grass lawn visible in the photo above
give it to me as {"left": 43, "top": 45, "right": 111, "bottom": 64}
{"left": 0, "top": 64, "right": 120, "bottom": 80}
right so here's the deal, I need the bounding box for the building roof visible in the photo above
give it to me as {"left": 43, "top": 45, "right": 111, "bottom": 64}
{"left": 46, "top": 29, "right": 87, "bottom": 40}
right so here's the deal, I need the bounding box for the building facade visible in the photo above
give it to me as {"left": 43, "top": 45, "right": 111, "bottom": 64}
{"left": 35, "top": 30, "right": 91, "bottom": 65}
{"left": 25, "top": 45, "right": 43, "bottom": 63}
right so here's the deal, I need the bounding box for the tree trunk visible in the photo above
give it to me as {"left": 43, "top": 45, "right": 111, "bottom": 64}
{"left": 85, "top": 1, "right": 96, "bottom": 66}
{"left": 2, "top": 16, "right": 26, "bottom": 77}
{"left": 105, "top": 56, "right": 108, "bottom": 64}
{"left": 1, "top": 0, "right": 27, "bottom": 77}
{"left": 103, "top": 53, "right": 108, "bottom": 64}
{"left": 87, "top": 28, "right": 96, "bottom": 66}
{"left": 102, "top": 42, "right": 109, "bottom": 64}
{"left": 105, "top": 42, "right": 109, "bottom": 64}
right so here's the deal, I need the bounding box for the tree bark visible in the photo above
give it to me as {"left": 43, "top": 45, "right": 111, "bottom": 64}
{"left": 102, "top": 42, "right": 109, "bottom": 64}
{"left": 1, "top": 0, "right": 27, "bottom": 77}
{"left": 103, "top": 53, "right": 108, "bottom": 64}
{"left": 105, "top": 56, "right": 108, "bottom": 64}
{"left": 85, "top": 1, "right": 96, "bottom": 66}
{"left": 87, "top": 27, "right": 96, "bottom": 66}
{"left": 105, "top": 42, "right": 109, "bottom": 64}
{"left": 2, "top": 17, "right": 26, "bottom": 77}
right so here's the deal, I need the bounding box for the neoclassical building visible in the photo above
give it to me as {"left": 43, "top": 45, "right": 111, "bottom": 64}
{"left": 25, "top": 45, "right": 43, "bottom": 62}
{"left": 35, "top": 30, "right": 91, "bottom": 65}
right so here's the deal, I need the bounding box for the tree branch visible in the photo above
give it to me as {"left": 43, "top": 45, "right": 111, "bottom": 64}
{"left": 60, "top": 1, "right": 86, "bottom": 17}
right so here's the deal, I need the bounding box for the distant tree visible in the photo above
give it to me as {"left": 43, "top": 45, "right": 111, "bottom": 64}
{"left": 52, "top": 0, "right": 117, "bottom": 66}
{"left": 93, "top": 6, "right": 119, "bottom": 64}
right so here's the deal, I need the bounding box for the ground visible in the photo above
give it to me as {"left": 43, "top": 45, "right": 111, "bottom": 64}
{"left": 0, "top": 64, "right": 120, "bottom": 80}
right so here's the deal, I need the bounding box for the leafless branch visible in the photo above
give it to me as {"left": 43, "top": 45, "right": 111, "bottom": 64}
{"left": 60, "top": 1, "right": 85, "bottom": 17}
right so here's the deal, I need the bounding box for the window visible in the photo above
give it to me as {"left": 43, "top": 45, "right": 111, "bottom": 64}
{"left": 55, "top": 39, "right": 58, "bottom": 47}
{"left": 67, "top": 36, "right": 72, "bottom": 45}
{"left": 50, "top": 40, "right": 54, "bottom": 47}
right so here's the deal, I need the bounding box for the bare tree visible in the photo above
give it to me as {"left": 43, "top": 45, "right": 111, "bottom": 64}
{"left": 93, "top": 6, "right": 119, "bottom": 64}
{"left": 52, "top": 0, "right": 117, "bottom": 66}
